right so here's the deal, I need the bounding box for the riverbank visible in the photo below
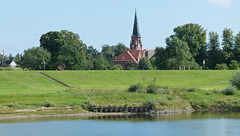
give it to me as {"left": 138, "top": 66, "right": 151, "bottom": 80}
{"left": 2, "top": 106, "right": 240, "bottom": 121}
{"left": 1, "top": 70, "right": 240, "bottom": 120}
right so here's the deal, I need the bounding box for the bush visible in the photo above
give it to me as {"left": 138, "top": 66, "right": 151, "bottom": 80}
{"left": 41, "top": 100, "right": 55, "bottom": 107}
{"left": 112, "top": 64, "right": 123, "bottom": 70}
{"left": 144, "top": 99, "right": 157, "bottom": 106}
{"left": 230, "top": 72, "right": 240, "bottom": 90}
{"left": 128, "top": 82, "right": 143, "bottom": 93}
{"left": 213, "top": 89, "right": 222, "bottom": 94}
{"left": 166, "top": 95, "right": 175, "bottom": 101}
{"left": 229, "top": 60, "right": 239, "bottom": 70}
{"left": 222, "top": 86, "right": 237, "bottom": 95}
{"left": 83, "top": 101, "right": 96, "bottom": 110}
{"left": 215, "top": 63, "right": 228, "bottom": 70}
{"left": 187, "top": 88, "right": 198, "bottom": 92}
{"left": 146, "top": 78, "right": 158, "bottom": 94}
{"left": 0, "top": 67, "right": 14, "bottom": 71}
{"left": 7, "top": 103, "right": 19, "bottom": 108}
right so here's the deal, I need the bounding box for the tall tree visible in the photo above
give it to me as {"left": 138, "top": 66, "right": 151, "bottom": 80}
{"left": 14, "top": 53, "right": 22, "bottom": 65}
{"left": 40, "top": 31, "right": 64, "bottom": 57}
{"left": 222, "top": 28, "right": 234, "bottom": 65}
{"left": 57, "top": 44, "right": 86, "bottom": 70}
{"left": 154, "top": 47, "right": 168, "bottom": 70}
{"left": 101, "top": 45, "right": 114, "bottom": 61}
{"left": 40, "top": 30, "right": 86, "bottom": 69}
{"left": 93, "top": 55, "right": 108, "bottom": 70}
{"left": 234, "top": 32, "right": 240, "bottom": 62}
{"left": 84, "top": 53, "right": 94, "bottom": 70}
{"left": 21, "top": 47, "right": 51, "bottom": 70}
{"left": 173, "top": 23, "right": 207, "bottom": 65}
{"left": 207, "top": 32, "right": 221, "bottom": 69}
{"left": 165, "top": 36, "right": 193, "bottom": 69}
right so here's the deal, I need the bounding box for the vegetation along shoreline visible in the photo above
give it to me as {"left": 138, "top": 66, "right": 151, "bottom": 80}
{"left": 1, "top": 70, "right": 240, "bottom": 120}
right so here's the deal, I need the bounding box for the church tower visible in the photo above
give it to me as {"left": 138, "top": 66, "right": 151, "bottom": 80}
{"left": 130, "top": 10, "right": 142, "bottom": 50}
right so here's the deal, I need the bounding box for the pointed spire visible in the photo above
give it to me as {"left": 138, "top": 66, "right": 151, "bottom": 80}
{"left": 132, "top": 9, "right": 141, "bottom": 37}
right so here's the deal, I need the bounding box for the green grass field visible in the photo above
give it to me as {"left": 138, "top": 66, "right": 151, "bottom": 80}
{"left": 45, "top": 70, "right": 234, "bottom": 90}
{"left": 0, "top": 70, "right": 239, "bottom": 115}
{"left": 0, "top": 71, "right": 67, "bottom": 94}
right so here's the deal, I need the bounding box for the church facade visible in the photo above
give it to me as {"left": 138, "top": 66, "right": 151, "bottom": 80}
{"left": 113, "top": 11, "right": 155, "bottom": 68}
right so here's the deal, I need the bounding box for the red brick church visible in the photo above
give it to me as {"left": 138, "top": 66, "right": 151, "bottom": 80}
{"left": 114, "top": 11, "right": 155, "bottom": 68}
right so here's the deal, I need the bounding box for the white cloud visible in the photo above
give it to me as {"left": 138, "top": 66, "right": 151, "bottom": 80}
{"left": 208, "top": 0, "right": 233, "bottom": 8}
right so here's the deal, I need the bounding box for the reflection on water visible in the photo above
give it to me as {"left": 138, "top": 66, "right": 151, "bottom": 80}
{"left": 0, "top": 112, "right": 240, "bottom": 136}
{"left": 1, "top": 112, "right": 240, "bottom": 123}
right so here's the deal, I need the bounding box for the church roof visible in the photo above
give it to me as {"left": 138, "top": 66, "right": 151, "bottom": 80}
{"left": 114, "top": 49, "right": 145, "bottom": 63}
{"left": 132, "top": 10, "right": 141, "bottom": 38}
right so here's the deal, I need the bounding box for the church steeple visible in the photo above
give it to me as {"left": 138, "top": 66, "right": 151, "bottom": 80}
{"left": 130, "top": 9, "right": 142, "bottom": 50}
{"left": 132, "top": 10, "right": 141, "bottom": 37}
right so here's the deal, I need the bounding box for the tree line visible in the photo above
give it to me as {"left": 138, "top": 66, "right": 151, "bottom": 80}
{"left": 7, "top": 30, "right": 129, "bottom": 70}
{"left": 154, "top": 23, "right": 240, "bottom": 70}
{"left": 1, "top": 23, "right": 240, "bottom": 70}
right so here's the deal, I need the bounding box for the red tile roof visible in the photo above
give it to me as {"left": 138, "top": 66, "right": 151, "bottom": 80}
{"left": 114, "top": 49, "right": 145, "bottom": 63}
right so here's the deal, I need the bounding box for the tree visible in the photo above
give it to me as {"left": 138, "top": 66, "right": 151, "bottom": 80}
{"left": 84, "top": 53, "right": 94, "bottom": 70}
{"left": 40, "top": 30, "right": 86, "bottom": 69}
{"left": 165, "top": 36, "right": 193, "bottom": 69}
{"left": 222, "top": 28, "right": 234, "bottom": 65}
{"left": 21, "top": 47, "right": 51, "bottom": 70}
{"left": 8, "top": 54, "right": 14, "bottom": 61}
{"left": 14, "top": 53, "right": 22, "bottom": 66}
{"left": 138, "top": 57, "right": 152, "bottom": 70}
{"left": 40, "top": 31, "right": 64, "bottom": 57}
{"left": 112, "top": 43, "right": 128, "bottom": 57}
{"left": 57, "top": 44, "right": 86, "bottom": 70}
{"left": 86, "top": 46, "right": 99, "bottom": 55}
{"left": 229, "top": 60, "right": 239, "bottom": 70}
{"left": 93, "top": 55, "right": 108, "bottom": 70}
{"left": 207, "top": 32, "right": 221, "bottom": 69}
{"left": 154, "top": 47, "right": 168, "bottom": 70}
{"left": 234, "top": 32, "right": 240, "bottom": 62}
{"left": 101, "top": 45, "right": 114, "bottom": 61}
{"left": 173, "top": 23, "right": 207, "bottom": 65}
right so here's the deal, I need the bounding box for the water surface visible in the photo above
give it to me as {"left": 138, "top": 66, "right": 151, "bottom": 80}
{"left": 0, "top": 112, "right": 240, "bottom": 136}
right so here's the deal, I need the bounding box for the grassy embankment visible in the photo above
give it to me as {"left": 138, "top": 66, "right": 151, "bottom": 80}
{"left": 0, "top": 70, "right": 240, "bottom": 115}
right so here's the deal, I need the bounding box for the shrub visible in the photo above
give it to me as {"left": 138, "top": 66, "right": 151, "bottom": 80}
{"left": 187, "top": 88, "right": 198, "bottom": 92}
{"left": 229, "top": 60, "right": 240, "bottom": 70}
{"left": 112, "top": 64, "right": 123, "bottom": 70}
{"left": 215, "top": 63, "right": 228, "bottom": 70}
{"left": 7, "top": 103, "right": 19, "bottom": 108}
{"left": 190, "top": 101, "right": 210, "bottom": 109}
{"left": 144, "top": 99, "right": 157, "bottom": 106}
{"left": 82, "top": 101, "right": 96, "bottom": 110}
{"left": 230, "top": 72, "right": 240, "bottom": 90}
{"left": 0, "top": 67, "right": 14, "bottom": 71}
{"left": 166, "top": 95, "right": 175, "bottom": 101}
{"left": 146, "top": 78, "right": 158, "bottom": 94}
{"left": 128, "top": 82, "right": 143, "bottom": 93}
{"left": 213, "top": 89, "right": 222, "bottom": 94}
{"left": 222, "top": 86, "right": 237, "bottom": 95}
{"left": 41, "top": 100, "right": 55, "bottom": 107}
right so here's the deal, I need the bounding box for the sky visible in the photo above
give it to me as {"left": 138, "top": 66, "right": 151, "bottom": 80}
{"left": 1, "top": 0, "right": 240, "bottom": 56}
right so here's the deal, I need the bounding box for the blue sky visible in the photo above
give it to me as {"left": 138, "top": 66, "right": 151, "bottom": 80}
{"left": 1, "top": 0, "right": 240, "bottom": 56}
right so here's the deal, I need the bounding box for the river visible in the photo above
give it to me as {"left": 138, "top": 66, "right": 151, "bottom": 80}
{"left": 0, "top": 112, "right": 240, "bottom": 136}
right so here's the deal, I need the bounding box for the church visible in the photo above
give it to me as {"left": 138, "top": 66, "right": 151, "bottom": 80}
{"left": 113, "top": 11, "right": 155, "bottom": 68}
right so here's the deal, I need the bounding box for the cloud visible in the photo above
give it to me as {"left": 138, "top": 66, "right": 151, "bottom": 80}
{"left": 208, "top": 0, "right": 233, "bottom": 8}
